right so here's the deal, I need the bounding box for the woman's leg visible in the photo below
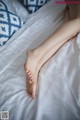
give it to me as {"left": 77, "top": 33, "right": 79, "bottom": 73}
{"left": 25, "top": 17, "right": 80, "bottom": 98}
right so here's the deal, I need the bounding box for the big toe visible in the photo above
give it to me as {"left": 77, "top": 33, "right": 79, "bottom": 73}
{"left": 32, "top": 75, "right": 38, "bottom": 98}
{"left": 27, "top": 81, "right": 33, "bottom": 96}
{"left": 32, "top": 83, "right": 37, "bottom": 98}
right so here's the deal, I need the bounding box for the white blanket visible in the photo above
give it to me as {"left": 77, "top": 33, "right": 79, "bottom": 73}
{"left": 0, "top": 0, "right": 80, "bottom": 120}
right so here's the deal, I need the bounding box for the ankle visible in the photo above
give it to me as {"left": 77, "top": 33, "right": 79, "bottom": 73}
{"left": 32, "top": 48, "right": 43, "bottom": 60}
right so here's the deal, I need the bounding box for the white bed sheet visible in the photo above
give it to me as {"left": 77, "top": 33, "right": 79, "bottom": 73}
{"left": 0, "top": 0, "right": 80, "bottom": 120}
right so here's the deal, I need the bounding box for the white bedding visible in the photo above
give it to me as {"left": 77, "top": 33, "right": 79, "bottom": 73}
{"left": 0, "top": 0, "right": 80, "bottom": 120}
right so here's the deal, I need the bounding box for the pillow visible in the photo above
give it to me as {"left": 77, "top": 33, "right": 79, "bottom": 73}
{"left": 20, "top": 0, "right": 50, "bottom": 14}
{"left": 2, "top": 0, "right": 29, "bottom": 23}
{"left": 0, "top": 0, "right": 23, "bottom": 46}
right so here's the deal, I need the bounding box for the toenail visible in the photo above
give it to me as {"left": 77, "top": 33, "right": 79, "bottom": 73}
{"left": 26, "top": 70, "right": 28, "bottom": 73}
{"left": 29, "top": 81, "right": 32, "bottom": 84}
{"left": 28, "top": 72, "right": 31, "bottom": 76}
{"left": 27, "top": 71, "right": 30, "bottom": 73}
{"left": 28, "top": 79, "right": 32, "bottom": 83}
{"left": 27, "top": 71, "right": 30, "bottom": 75}
{"left": 26, "top": 70, "right": 30, "bottom": 73}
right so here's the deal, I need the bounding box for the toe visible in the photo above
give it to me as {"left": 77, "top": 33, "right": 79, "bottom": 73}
{"left": 28, "top": 78, "right": 33, "bottom": 84}
{"left": 28, "top": 74, "right": 32, "bottom": 80}
{"left": 27, "top": 71, "right": 33, "bottom": 80}
{"left": 27, "top": 71, "right": 31, "bottom": 76}
{"left": 32, "top": 81, "right": 37, "bottom": 98}
{"left": 26, "top": 69, "right": 32, "bottom": 77}
{"left": 27, "top": 73, "right": 33, "bottom": 81}
{"left": 26, "top": 69, "right": 29, "bottom": 73}
{"left": 26, "top": 70, "right": 33, "bottom": 84}
{"left": 27, "top": 88, "right": 32, "bottom": 96}
{"left": 27, "top": 82, "right": 32, "bottom": 96}
{"left": 29, "top": 80, "right": 33, "bottom": 84}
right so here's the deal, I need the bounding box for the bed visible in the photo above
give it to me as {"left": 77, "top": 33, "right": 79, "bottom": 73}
{"left": 0, "top": 0, "right": 80, "bottom": 120}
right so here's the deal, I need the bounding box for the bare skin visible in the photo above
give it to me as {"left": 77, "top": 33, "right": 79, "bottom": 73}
{"left": 25, "top": 5, "right": 80, "bottom": 98}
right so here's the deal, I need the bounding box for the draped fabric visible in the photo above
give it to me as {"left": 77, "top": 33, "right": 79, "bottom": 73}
{"left": 0, "top": 0, "right": 80, "bottom": 120}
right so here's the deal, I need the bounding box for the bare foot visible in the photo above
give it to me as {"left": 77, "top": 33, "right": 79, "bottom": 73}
{"left": 24, "top": 50, "right": 42, "bottom": 98}
{"left": 25, "top": 46, "right": 58, "bottom": 98}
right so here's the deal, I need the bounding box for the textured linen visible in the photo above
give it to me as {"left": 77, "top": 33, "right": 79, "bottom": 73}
{"left": 0, "top": 0, "right": 80, "bottom": 120}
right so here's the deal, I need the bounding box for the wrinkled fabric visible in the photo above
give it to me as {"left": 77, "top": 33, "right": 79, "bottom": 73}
{"left": 0, "top": 0, "right": 80, "bottom": 120}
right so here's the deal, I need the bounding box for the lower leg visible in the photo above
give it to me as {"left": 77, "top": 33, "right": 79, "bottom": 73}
{"left": 33, "top": 18, "right": 80, "bottom": 61}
